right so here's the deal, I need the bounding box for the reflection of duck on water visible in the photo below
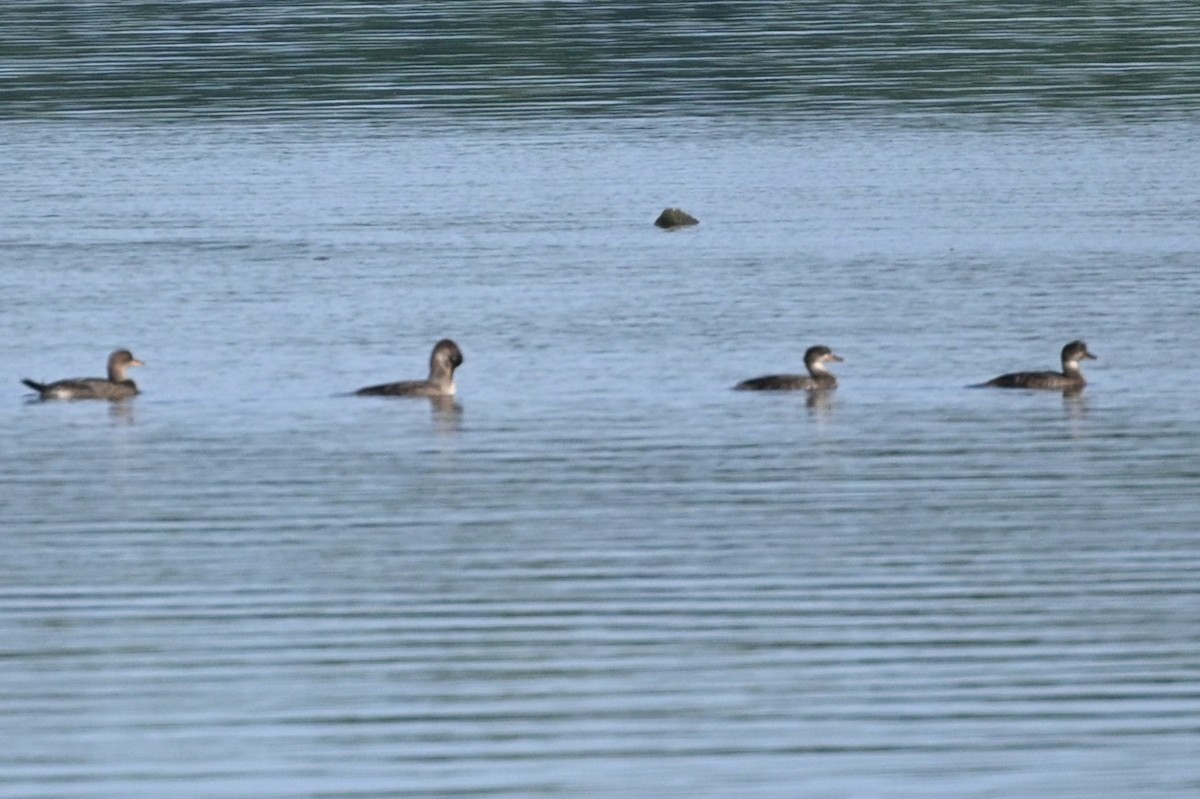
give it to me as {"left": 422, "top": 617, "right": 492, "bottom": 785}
{"left": 976, "top": 340, "right": 1096, "bottom": 391}
{"left": 22, "top": 349, "right": 144, "bottom": 401}
{"left": 734, "top": 345, "right": 842, "bottom": 391}
{"left": 355, "top": 339, "right": 463, "bottom": 398}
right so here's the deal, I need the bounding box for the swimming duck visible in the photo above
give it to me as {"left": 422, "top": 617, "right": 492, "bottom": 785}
{"left": 356, "top": 339, "right": 463, "bottom": 397}
{"left": 735, "top": 345, "right": 842, "bottom": 391}
{"left": 978, "top": 340, "right": 1096, "bottom": 390}
{"left": 22, "top": 349, "right": 144, "bottom": 401}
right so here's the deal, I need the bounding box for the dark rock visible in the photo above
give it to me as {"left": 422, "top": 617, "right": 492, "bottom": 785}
{"left": 654, "top": 208, "right": 699, "bottom": 229}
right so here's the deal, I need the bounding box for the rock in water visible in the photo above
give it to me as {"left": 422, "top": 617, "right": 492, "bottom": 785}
{"left": 654, "top": 208, "right": 699, "bottom": 229}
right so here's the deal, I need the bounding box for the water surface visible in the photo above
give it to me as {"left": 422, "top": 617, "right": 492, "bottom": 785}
{"left": 3, "top": 3, "right": 1200, "bottom": 798}
{"left": 3, "top": 1, "right": 1200, "bottom": 119}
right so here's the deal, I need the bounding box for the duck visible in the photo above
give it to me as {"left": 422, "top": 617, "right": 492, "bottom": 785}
{"left": 735, "top": 345, "right": 843, "bottom": 391}
{"left": 356, "top": 339, "right": 463, "bottom": 397}
{"left": 977, "top": 340, "right": 1096, "bottom": 390}
{"left": 22, "top": 349, "right": 144, "bottom": 401}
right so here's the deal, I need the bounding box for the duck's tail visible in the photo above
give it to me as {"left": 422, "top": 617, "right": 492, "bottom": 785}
{"left": 21, "top": 379, "right": 46, "bottom": 393}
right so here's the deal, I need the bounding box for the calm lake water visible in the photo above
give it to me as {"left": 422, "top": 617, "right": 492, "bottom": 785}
{"left": 3, "top": 3, "right": 1200, "bottom": 798}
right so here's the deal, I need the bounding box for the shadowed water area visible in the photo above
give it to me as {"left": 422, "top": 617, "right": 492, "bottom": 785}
{"left": 2, "top": 3, "right": 1200, "bottom": 798}
{"left": 3, "top": 1, "right": 1200, "bottom": 119}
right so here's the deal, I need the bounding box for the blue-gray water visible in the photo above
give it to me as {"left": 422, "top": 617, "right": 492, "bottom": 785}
{"left": 3, "top": 4, "right": 1200, "bottom": 798}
